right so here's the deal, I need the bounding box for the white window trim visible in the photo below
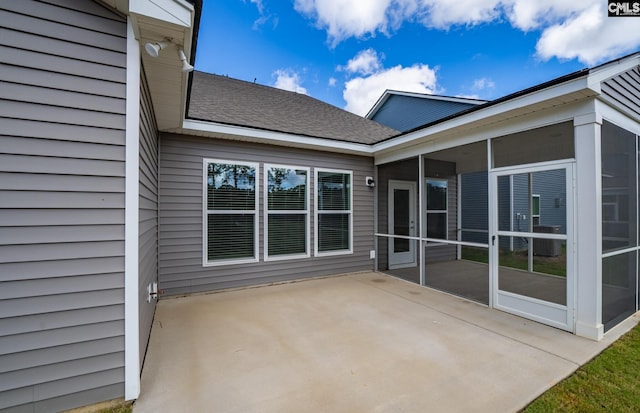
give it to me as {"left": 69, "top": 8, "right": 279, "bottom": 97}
{"left": 314, "top": 168, "right": 354, "bottom": 257}
{"left": 264, "top": 164, "right": 310, "bottom": 261}
{"left": 202, "top": 159, "right": 259, "bottom": 267}
{"left": 426, "top": 177, "right": 448, "bottom": 242}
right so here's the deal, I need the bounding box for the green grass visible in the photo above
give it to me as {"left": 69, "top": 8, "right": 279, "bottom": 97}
{"left": 461, "top": 246, "right": 567, "bottom": 276}
{"left": 524, "top": 323, "right": 640, "bottom": 412}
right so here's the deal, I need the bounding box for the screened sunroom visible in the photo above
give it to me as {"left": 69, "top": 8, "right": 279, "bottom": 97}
{"left": 372, "top": 54, "right": 640, "bottom": 340}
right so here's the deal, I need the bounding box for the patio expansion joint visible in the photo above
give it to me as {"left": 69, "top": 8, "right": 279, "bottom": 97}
{"left": 356, "top": 276, "right": 582, "bottom": 367}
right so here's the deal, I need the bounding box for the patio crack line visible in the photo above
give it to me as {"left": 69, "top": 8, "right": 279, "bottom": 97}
{"left": 356, "top": 277, "right": 582, "bottom": 367}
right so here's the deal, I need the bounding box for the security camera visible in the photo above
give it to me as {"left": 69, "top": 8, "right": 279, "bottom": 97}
{"left": 365, "top": 176, "right": 375, "bottom": 187}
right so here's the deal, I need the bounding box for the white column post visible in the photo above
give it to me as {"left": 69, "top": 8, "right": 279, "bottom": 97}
{"left": 574, "top": 112, "right": 604, "bottom": 340}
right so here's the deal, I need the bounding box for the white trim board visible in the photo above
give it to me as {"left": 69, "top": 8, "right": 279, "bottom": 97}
{"left": 124, "top": 18, "right": 141, "bottom": 401}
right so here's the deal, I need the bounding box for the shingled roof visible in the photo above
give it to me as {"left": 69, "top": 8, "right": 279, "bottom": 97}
{"left": 187, "top": 71, "right": 399, "bottom": 144}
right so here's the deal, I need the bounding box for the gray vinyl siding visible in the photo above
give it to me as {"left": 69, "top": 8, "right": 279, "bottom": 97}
{"left": 370, "top": 94, "right": 479, "bottom": 132}
{"left": 460, "top": 172, "right": 489, "bottom": 244}
{"left": 600, "top": 66, "right": 640, "bottom": 119}
{"left": 138, "top": 69, "right": 158, "bottom": 368}
{"left": 158, "top": 134, "right": 375, "bottom": 296}
{"left": 0, "top": 1, "right": 127, "bottom": 411}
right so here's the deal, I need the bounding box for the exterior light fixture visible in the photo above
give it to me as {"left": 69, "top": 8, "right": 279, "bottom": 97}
{"left": 144, "top": 40, "right": 169, "bottom": 58}
{"left": 178, "top": 48, "right": 194, "bottom": 72}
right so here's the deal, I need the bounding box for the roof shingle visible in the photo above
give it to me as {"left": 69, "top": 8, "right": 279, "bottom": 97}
{"left": 187, "top": 71, "right": 399, "bottom": 144}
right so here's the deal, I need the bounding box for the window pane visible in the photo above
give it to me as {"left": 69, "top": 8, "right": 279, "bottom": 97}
{"left": 268, "top": 214, "right": 306, "bottom": 256}
{"left": 602, "top": 121, "right": 637, "bottom": 253}
{"left": 207, "top": 214, "right": 254, "bottom": 260}
{"left": 318, "top": 213, "right": 349, "bottom": 251}
{"left": 207, "top": 163, "right": 256, "bottom": 210}
{"left": 426, "top": 179, "right": 447, "bottom": 211}
{"left": 532, "top": 196, "right": 540, "bottom": 216}
{"left": 427, "top": 212, "right": 446, "bottom": 239}
{"left": 267, "top": 167, "right": 307, "bottom": 210}
{"left": 318, "top": 172, "right": 350, "bottom": 210}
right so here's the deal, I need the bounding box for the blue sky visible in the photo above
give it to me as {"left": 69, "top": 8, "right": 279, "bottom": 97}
{"left": 194, "top": 1, "right": 640, "bottom": 116}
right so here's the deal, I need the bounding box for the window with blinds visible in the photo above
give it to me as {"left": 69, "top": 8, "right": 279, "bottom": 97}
{"left": 265, "top": 165, "right": 309, "bottom": 260}
{"left": 204, "top": 159, "right": 258, "bottom": 265}
{"left": 316, "top": 169, "right": 352, "bottom": 255}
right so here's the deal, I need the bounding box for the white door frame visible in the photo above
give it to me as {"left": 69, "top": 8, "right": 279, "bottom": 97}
{"left": 388, "top": 180, "right": 417, "bottom": 269}
{"left": 489, "top": 160, "right": 576, "bottom": 332}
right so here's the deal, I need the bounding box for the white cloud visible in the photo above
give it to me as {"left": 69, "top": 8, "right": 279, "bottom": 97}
{"left": 293, "top": 0, "right": 640, "bottom": 65}
{"left": 343, "top": 63, "right": 438, "bottom": 116}
{"left": 273, "top": 69, "right": 308, "bottom": 94}
{"left": 535, "top": 4, "right": 640, "bottom": 65}
{"left": 342, "top": 48, "right": 383, "bottom": 75}
{"left": 294, "top": 0, "right": 395, "bottom": 46}
{"left": 417, "top": 0, "right": 502, "bottom": 29}
{"left": 472, "top": 77, "right": 495, "bottom": 91}
{"left": 328, "top": 77, "right": 337, "bottom": 86}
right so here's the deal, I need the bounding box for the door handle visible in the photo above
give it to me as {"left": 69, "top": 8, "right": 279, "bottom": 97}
{"left": 492, "top": 235, "right": 496, "bottom": 246}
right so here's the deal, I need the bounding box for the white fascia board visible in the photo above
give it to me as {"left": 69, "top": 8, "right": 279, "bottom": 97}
{"left": 372, "top": 75, "right": 595, "bottom": 154}
{"left": 129, "top": 0, "right": 194, "bottom": 27}
{"left": 182, "top": 119, "right": 375, "bottom": 156}
{"left": 365, "top": 90, "right": 392, "bottom": 119}
{"left": 587, "top": 53, "right": 640, "bottom": 91}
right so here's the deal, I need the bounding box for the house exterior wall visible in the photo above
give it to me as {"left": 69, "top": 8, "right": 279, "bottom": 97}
{"left": 370, "top": 95, "right": 479, "bottom": 132}
{"left": 0, "top": 1, "right": 128, "bottom": 411}
{"left": 600, "top": 66, "right": 640, "bottom": 120}
{"left": 138, "top": 69, "right": 158, "bottom": 368}
{"left": 460, "top": 172, "right": 489, "bottom": 244}
{"left": 158, "top": 134, "right": 375, "bottom": 295}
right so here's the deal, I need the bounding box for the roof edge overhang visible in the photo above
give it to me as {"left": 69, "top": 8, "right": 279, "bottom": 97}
{"left": 372, "top": 73, "right": 597, "bottom": 155}
{"left": 372, "top": 52, "right": 640, "bottom": 156}
{"left": 178, "top": 119, "right": 376, "bottom": 156}
{"left": 101, "top": 0, "right": 199, "bottom": 131}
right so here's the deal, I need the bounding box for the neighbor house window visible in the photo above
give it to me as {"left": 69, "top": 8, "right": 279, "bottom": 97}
{"left": 532, "top": 194, "right": 540, "bottom": 226}
{"left": 203, "top": 159, "right": 258, "bottom": 265}
{"left": 426, "top": 178, "right": 447, "bottom": 239}
{"left": 265, "top": 165, "right": 309, "bottom": 260}
{"left": 315, "top": 169, "right": 352, "bottom": 255}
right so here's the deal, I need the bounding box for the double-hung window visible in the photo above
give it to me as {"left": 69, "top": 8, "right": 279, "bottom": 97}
{"left": 265, "top": 165, "right": 310, "bottom": 260}
{"left": 315, "top": 169, "right": 352, "bottom": 255}
{"left": 426, "top": 178, "right": 447, "bottom": 240}
{"left": 203, "top": 159, "right": 258, "bottom": 266}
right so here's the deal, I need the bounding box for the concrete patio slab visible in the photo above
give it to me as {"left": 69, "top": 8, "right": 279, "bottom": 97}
{"left": 134, "top": 272, "right": 638, "bottom": 413}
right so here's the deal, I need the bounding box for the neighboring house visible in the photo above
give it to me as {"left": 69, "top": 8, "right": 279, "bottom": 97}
{"left": 366, "top": 91, "right": 486, "bottom": 133}
{"left": 1, "top": 1, "right": 640, "bottom": 412}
